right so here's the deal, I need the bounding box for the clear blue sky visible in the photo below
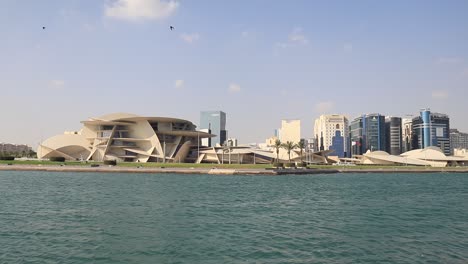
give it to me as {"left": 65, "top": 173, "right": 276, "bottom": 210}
{"left": 1, "top": 0, "right": 468, "bottom": 147}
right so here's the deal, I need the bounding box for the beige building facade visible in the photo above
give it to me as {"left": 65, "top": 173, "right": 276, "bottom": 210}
{"left": 279, "top": 119, "right": 301, "bottom": 143}
{"left": 38, "top": 113, "right": 213, "bottom": 162}
{"left": 314, "top": 114, "right": 349, "bottom": 152}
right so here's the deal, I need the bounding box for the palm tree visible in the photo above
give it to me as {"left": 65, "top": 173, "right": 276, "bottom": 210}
{"left": 296, "top": 140, "right": 305, "bottom": 163}
{"left": 273, "top": 139, "right": 282, "bottom": 163}
{"left": 281, "top": 141, "right": 297, "bottom": 162}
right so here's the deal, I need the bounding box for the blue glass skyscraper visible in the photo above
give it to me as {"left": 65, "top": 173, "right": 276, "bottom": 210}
{"left": 349, "top": 113, "right": 386, "bottom": 155}
{"left": 411, "top": 109, "right": 450, "bottom": 155}
{"left": 200, "top": 111, "right": 227, "bottom": 147}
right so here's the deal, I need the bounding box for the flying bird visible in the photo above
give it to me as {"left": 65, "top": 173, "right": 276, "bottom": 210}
{"left": 42, "top": 26, "right": 46, "bottom": 30}
{"left": 170, "top": 26, "right": 174, "bottom": 31}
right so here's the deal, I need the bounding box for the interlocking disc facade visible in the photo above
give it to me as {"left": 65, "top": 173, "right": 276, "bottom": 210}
{"left": 37, "top": 113, "right": 214, "bottom": 162}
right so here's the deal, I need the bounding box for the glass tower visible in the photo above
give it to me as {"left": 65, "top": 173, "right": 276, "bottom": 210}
{"left": 349, "top": 114, "right": 386, "bottom": 155}
{"left": 411, "top": 109, "right": 450, "bottom": 155}
{"left": 385, "top": 117, "right": 402, "bottom": 155}
{"left": 200, "top": 111, "right": 227, "bottom": 147}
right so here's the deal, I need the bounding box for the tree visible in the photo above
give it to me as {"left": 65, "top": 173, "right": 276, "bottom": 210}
{"left": 296, "top": 140, "right": 305, "bottom": 163}
{"left": 281, "top": 141, "right": 297, "bottom": 162}
{"left": 28, "top": 150, "right": 37, "bottom": 158}
{"left": 273, "top": 139, "right": 282, "bottom": 163}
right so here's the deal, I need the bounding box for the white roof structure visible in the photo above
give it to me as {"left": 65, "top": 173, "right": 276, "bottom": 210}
{"left": 352, "top": 147, "right": 468, "bottom": 167}
{"left": 195, "top": 146, "right": 334, "bottom": 164}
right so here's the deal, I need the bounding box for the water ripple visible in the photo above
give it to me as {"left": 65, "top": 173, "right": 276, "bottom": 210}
{"left": 0, "top": 171, "right": 467, "bottom": 263}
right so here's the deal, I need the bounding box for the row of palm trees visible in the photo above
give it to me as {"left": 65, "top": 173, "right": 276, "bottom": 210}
{"left": 273, "top": 139, "right": 306, "bottom": 163}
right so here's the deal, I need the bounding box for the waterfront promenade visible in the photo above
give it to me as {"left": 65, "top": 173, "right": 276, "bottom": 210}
{"left": 1, "top": 164, "right": 468, "bottom": 175}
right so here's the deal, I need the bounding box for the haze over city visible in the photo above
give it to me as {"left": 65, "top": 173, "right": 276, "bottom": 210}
{"left": 1, "top": 0, "right": 468, "bottom": 147}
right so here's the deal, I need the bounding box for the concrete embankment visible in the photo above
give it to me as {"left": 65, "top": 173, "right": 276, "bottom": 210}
{"left": 337, "top": 168, "right": 468, "bottom": 173}
{"left": 1, "top": 164, "right": 468, "bottom": 175}
{"left": 0, "top": 165, "right": 338, "bottom": 175}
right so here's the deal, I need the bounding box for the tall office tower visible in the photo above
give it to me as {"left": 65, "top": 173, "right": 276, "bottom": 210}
{"left": 401, "top": 118, "right": 413, "bottom": 153}
{"left": 411, "top": 109, "right": 450, "bottom": 155}
{"left": 450, "top": 129, "right": 468, "bottom": 154}
{"left": 279, "top": 119, "right": 301, "bottom": 143}
{"left": 200, "top": 111, "right": 227, "bottom": 147}
{"left": 385, "top": 117, "right": 402, "bottom": 155}
{"left": 349, "top": 114, "right": 386, "bottom": 155}
{"left": 313, "top": 114, "right": 349, "bottom": 157}
{"left": 350, "top": 117, "right": 364, "bottom": 156}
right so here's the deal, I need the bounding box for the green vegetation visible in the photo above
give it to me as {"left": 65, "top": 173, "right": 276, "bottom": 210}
{"left": 273, "top": 139, "right": 282, "bottom": 163}
{"left": 117, "top": 162, "right": 273, "bottom": 169}
{"left": 272, "top": 162, "right": 283, "bottom": 168}
{"left": 104, "top": 160, "right": 117, "bottom": 166}
{"left": 0, "top": 150, "right": 36, "bottom": 158}
{"left": 281, "top": 141, "right": 297, "bottom": 162}
{"left": 1, "top": 159, "right": 467, "bottom": 171}
{"left": 0, "top": 160, "right": 87, "bottom": 166}
{"left": 49, "top": 157, "right": 66, "bottom": 162}
{"left": 296, "top": 140, "right": 305, "bottom": 163}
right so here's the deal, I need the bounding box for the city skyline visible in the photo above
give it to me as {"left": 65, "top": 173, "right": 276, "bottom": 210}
{"left": 1, "top": 0, "right": 468, "bottom": 147}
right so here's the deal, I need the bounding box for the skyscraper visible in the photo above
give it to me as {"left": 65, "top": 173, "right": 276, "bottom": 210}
{"left": 411, "top": 109, "right": 450, "bottom": 155}
{"left": 349, "top": 117, "right": 364, "bottom": 156}
{"left": 401, "top": 118, "right": 413, "bottom": 153}
{"left": 313, "top": 114, "right": 349, "bottom": 157}
{"left": 349, "top": 114, "right": 386, "bottom": 155}
{"left": 200, "top": 111, "right": 227, "bottom": 147}
{"left": 385, "top": 116, "right": 402, "bottom": 155}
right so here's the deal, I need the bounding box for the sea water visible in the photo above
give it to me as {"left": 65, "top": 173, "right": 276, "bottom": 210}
{"left": 0, "top": 171, "right": 467, "bottom": 263}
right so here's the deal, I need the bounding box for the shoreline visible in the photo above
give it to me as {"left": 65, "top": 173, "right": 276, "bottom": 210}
{"left": 1, "top": 164, "right": 468, "bottom": 175}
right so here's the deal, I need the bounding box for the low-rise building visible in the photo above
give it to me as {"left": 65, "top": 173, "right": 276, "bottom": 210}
{"left": 0, "top": 143, "right": 32, "bottom": 156}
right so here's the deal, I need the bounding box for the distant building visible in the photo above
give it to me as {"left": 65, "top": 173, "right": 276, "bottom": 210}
{"left": 200, "top": 111, "right": 227, "bottom": 147}
{"left": 313, "top": 114, "right": 349, "bottom": 158}
{"left": 226, "top": 138, "right": 238, "bottom": 147}
{"left": 349, "top": 117, "right": 363, "bottom": 156}
{"left": 279, "top": 119, "right": 301, "bottom": 144}
{"left": 265, "top": 136, "right": 278, "bottom": 146}
{"left": 411, "top": 109, "right": 450, "bottom": 155}
{"left": 385, "top": 116, "right": 402, "bottom": 155}
{"left": 0, "top": 143, "right": 32, "bottom": 156}
{"left": 450, "top": 129, "right": 468, "bottom": 154}
{"left": 402, "top": 118, "right": 413, "bottom": 153}
{"left": 349, "top": 114, "right": 386, "bottom": 155}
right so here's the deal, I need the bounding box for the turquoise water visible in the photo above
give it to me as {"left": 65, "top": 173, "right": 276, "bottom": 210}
{"left": 0, "top": 171, "right": 467, "bottom": 263}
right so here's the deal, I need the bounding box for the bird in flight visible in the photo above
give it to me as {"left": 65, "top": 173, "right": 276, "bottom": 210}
{"left": 42, "top": 26, "right": 46, "bottom": 30}
{"left": 170, "top": 26, "right": 174, "bottom": 31}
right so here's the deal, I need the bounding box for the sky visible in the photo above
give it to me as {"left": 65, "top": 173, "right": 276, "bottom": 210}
{"left": 1, "top": 0, "right": 468, "bottom": 147}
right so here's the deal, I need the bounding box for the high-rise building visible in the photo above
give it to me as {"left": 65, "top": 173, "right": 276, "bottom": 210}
{"left": 402, "top": 118, "right": 413, "bottom": 153}
{"left": 349, "top": 114, "right": 386, "bottom": 155}
{"left": 450, "top": 129, "right": 468, "bottom": 154}
{"left": 200, "top": 111, "right": 227, "bottom": 147}
{"left": 411, "top": 109, "right": 450, "bottom": 155}
{"left": 385, "top": 116, "right": 402, "bottom": 155}
{"left": 313, "top": 114, "right": 349, "bottom": 157}
{"left": 279, "top": 119, "right": 301, "bottom": 144}
{"left": 349, "top": 117, "right": 363, "bottom": 156}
